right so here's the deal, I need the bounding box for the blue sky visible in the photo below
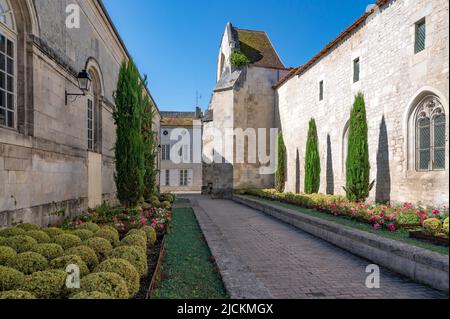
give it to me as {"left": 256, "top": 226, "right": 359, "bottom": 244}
{"left": 102, "top": 0, "right": 373, "bottom": 112}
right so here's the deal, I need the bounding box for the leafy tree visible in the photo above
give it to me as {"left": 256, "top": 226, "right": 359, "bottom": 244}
{"left": 304, "top": 118, "right": 321, "bottom": 194}
{"left": 344, "top": 93, "right": 375, "bottom": 202}
{"left": 275, "top": 132, "right": 286, "bottom": 193}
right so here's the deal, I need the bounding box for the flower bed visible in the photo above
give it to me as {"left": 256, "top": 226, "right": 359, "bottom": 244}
{"left": 239, "top": 189, "right": 449, "bottom": 238}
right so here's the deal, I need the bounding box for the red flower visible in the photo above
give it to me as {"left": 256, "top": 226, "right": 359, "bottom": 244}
{"left": 387, "top": 223, "right": 397, "bottom": 232}
{"left": 432, "top": 209, "right": 440, "bottom": 215}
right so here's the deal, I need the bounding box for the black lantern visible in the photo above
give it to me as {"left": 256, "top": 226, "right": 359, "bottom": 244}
{"left": 65, "top": 70, "right": 92, "bottom": 105}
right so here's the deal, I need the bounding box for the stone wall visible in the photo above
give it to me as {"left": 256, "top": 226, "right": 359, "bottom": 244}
{"left": 276, "top": 0, "right": 449, "bottom": 206}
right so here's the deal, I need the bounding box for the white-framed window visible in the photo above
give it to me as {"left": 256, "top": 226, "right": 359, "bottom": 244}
{"left": 162, "top": 145, "right": 171, "bottom": 161}
{"left": 179, "top": 169, "right": 188, "bottom": 186}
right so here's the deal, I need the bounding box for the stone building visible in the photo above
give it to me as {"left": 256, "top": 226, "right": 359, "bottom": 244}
{"left": 0, "top": 0, "right": 161, "bottom": 227}
{"left": 160, "top": 109, "right": 203, "bottom": 193}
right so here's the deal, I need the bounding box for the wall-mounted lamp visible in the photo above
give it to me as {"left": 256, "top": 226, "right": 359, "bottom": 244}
{"left": 65, "top": 70, "right": 92, "bottom": 105}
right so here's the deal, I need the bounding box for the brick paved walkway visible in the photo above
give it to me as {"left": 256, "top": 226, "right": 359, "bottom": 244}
{"left": 187, "top": 195, "right": 447, "bottom": 299}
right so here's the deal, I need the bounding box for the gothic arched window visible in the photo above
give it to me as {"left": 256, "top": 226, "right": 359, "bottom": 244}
{"left": 415, "top": 96, "right": 446, "bottom": 171}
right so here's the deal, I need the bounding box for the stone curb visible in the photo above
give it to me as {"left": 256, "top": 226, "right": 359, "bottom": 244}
{"left": 233, "top": 195, "right": 449, "bottom": 292}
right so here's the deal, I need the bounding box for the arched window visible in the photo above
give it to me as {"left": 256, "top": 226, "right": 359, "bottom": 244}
{"left": 0, "top": 0, "right": 15, "bottom": 129}
{"left": 415, "top": 96, "right": 446, "bottom": 171}
{"left": 87, "top": 68, "right": 102, "bottom": 153}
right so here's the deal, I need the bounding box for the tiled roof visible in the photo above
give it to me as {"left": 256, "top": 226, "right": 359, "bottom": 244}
{"left": 274, "top": 0, "right": 390, "bottom": 89}
{"left": 160, "top": 111, "right": 197, "bottom": 118}
{"left": 161, "top": 117, "right": 195, "bottom": 127}
{"left": 235, "top": 28, "right": 286, "bottom": 70}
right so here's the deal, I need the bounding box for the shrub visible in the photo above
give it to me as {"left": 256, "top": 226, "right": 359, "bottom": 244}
{"left": 31, "top": 244, "right": 64, "bottom": 261}
{"left": 423, "top": 218, "right": 443, "bottom": 236}
{"left": 95, "top": 228, "right": 119, "bottom": 246}
{"left": 0, "top": 246, "right": 17, "bottom": 266}
{"left": 110, "top": 246, "right": 147, "bottom": 277}
{"left": 160, "top": 201, "right": 172, "bottom": 210}
{"left": 160, "top": 193, "right": 175, "bottom": 203}
{"left": 151, "top": 199, "right": 161, "bottom": 208}
{"left": 49, "top": 255, "right": 89, "bottom": 277}
{"left": 70, "top": 291, "right": 114, "bottom": 299}
{"left": 42, "top": 227, "right": 65, "bottom": 239}
{"left": 72, "top": 229, "right": 94, "bottom": 241}
{"left": 0, "top": 266, "right": 26, "bottom": 291}
{"left": 65, "top": 246, "right": 99, "bottom": 270}
{"left": 120, "top": 234, "right": 147, "bottom": 250}
{"left": 81, "top": 272, "right": 129, "bottom": 299}
{"left": 0, "top": 290, "right": 36, "bottom": 299}
{"left": 443, "top": 218, "right": 449, "bottom": 236}
{"left": 21, "top": 270, "right": 68, "bottom": 299}
{"left": 126, "top": 229, "right": 147, "bottom": 240}
{"left": 78, "top": 222, "right": 100, "bottom": 233}
{"left": 142, "top": 226, "right": 157, "bottom": 247}
{"left": 6, "top": 252, "right": 48, "bottom": 275}
{"left": 84, "top": 237, "right": 112, "bottom": 260}
{"left": 15, "top": 223, "right": 40, "bottom": 232}
{"left": 0, "top": 227, "right": 26, "bottom": 238}
{"left": 53, "top": 234, "right": 82, "bottom": 250}
{"left": 1, "top": 235, "right": 38, "bottom": 253}
{"left": 304, "top": 118, "right": 321, "bottom": 194}
{"left": 396, "top": 212, "right": 421, "bottom": 226}
{"left": 101, "top": 225, "right": 119, "bottom": 237}
{"left": 95, "top": 258, "right": 140, "bottom": 297}
{"left": 26, "top": 230, "right": 51, "bottom": 244}
{"left": 275, "top": 132, "right": 286, "bottom": 193}
{"left": 142, "top": 95, "right": 157, "bottom": 201}
{"left": 230, "top": 50, "right": 250, "bottom": 67}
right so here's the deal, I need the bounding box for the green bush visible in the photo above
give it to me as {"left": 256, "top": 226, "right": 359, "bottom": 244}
{"left": 15, "top": 223, "right": 40, "bottom": 232}
{"left": 72, "top": 229, "right": 94, "bottom": 241}
{"left": 65, "top": 246, "right": 99, "bottom": 270}
{"left": 142, "top": 226, "right": 157, "bottom": 247}
{"left": 95, "top": 258, "right": 140, "bottom": 297}
{"left": 95, "top": 228, "right": 119, "bottom": 246}
{"left": 81, "top": 272, "right": 129, "bottom": 299}
{"left": 42, "top": 227, "right": 65, "bottom": 239}
{"left": 423, "top": 218, "right": 443, "bottom": 236}
{"left": 0, "top": 290, "right": 36, "bottom": 299}
{"left": 70, "top": 291, "right": 114, "bottom": 299}
{"left": 396, "top": 212, "right": 421, "bottom": 226}
{"left": 275, "top": 132, "right": 286, "bottom": 193}
{"left": 78, "top": 222, "right": 100, "bottom": 233}
{"left": 53, "top": 234, "right": 82, "bottom": 250}
{"left": 151, "top": 199, "right": 161, "bottom": 208}
{"left": 160, "top": 193, "right": 175, "bottom": 203}
{"left": 84, "top": 237, "right": 112, "bottom": 260}
{"left": 49, "top": 255, "right": 89, "bottom": 277}
{"left": 31, "top": 243, "right": 64, "bottom": 261}
{"left": 21, "top": 270, "right": 68, "bottom": 299}
{"left": 120, "top": 234, "right": 147, "bottom": 250}
{"left": 443, "top": 218, "right": 449, "bottom": 236}
{"left": 304, "top": 118, "right": 321, "bottom": 194}
{"left": 110, "top": 246, "right": 147, "bottom": 277}
{"left": 230, "top": 50, "right": 250, "bottom": 67}
{"left": 1, "top": 235, "right": 38, "bottom": 253}
{"left": 0, "top": 246, "right": 17, "bottom": 266}
{"left": 126, "top": 229, "right": 147, "bottom": 241}
{"left": 160, "top": 201, "right": 172, "bottom": 210}
{"left": 26, "top": 230, "right": 51, "bottom": 244}
{"left": 6, "top": 252, "right": 48, "bottom": 275}
{"left": 0, "top": 266, "right": 26, "bottom": 291}
{"left": 0, "top": 227, "right": 26, "bottom": 238}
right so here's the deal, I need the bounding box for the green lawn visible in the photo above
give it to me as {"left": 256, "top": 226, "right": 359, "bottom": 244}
{"left": 243, "top": 195, "right": 449, "bottom": 256}
{"left": 152, "top": 208, "right": 228, "bottom": 299}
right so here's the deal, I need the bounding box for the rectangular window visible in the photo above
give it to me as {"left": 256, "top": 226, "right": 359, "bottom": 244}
{"left": 0, "top": 34, "right": 14, "bottom": 129}
{"left": 179, "top": 169, "right": 188, "bottom": 186}
{"left": 415, "top": 19, "right": 426, "bottom": 54}
{"left": 162, "top": 145, "right": 171, "bottom": 161}
{"left": 319, "top": 81, "right": 324, "bottom": 101}
{"left": 353, "top": 58, "right": 360, "bottom": 83}
{"left": 87, "top": 99, "right": 94, "bottom": 151}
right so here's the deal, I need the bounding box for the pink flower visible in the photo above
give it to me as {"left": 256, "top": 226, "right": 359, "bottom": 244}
{"left": 387, "top": 223, "right": 397, "bottom": 232}
{"left": 373, "top": 223, "right": 382, "bottom": 230}
{"left": 432, "top": 209, "right": 440, "bottom": 215}
{"left": 159, "top": 224, "right": 165, "bottom": 230}
{"left": 388, "top": 213, "right": 396, "bottom": 222}
{"left": 403, "top": 202, "right": 413, "bottom": 209}
{"left": 139, "top": 218, "right": 147, "bottom": 225}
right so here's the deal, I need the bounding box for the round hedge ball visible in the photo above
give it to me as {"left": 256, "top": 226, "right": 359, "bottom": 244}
{"left": 71, "top": 229, "right": 94, "bottom": 241}
{"left": 6, "top": 252, "right": 48, "bottom": 275}
{"left": 81, "top": 272, "right": 129, "bottom": 299}
{"left": 0, "top": 266, "right": 26, "bottom": 291}
{"left": 2, "top": 235, "right": 38, "bottom": 253}
{"left": 21, "top": 270, "right": 68, "bottom": 299}
{"left": 142, "top": 226, "right": 157, "bottom": 247}
{"left": 70, "top": 291, "right": 114, "bottom": 299}
{"left": 95, "top": 228, "right": 119, "bottom": 246}
{"left": 101, "top": 226, "right": 119, "bottom": 236}
{"left": 49, "top": 255, "right": 90, "bottom": 277}
{"left": 26, "top": 230, "right": 51, "bottom": 244}
{"left": 15, "top": 223, "right": 40, "bottom": 232}
{"left": 84, "top": 237, "right": 112, "bottom": 260}
{"left": 126, "top": 229, "right": 147, "bottom": 241}
{"left": 42, "top": 227, "right": 65, "bottom": 239}
{"left": 95, "top": 258, "right": 140, "bottom": 297}
{"left": 31, "top": 243, "right": 64, "bottom": 261}
{"left": 0, "top": 246, "right": 17, "bottom": 266}
{"left": 0, "top": 290, "right": 36, "bottom": 299}
{"left": 120, "top": 234, "right": 147, "bottom": 250}
{"left": 53, "top": 234, "right": 82, "bottom": 250}
{"left": 0, "top": 227, "right": 26, "bottom": 238}
{"left": 77, "top": 222, "right": 100, "bottom": 233}
{"left": 64, "top": 246, "right": 99, "bottom": 270}
{"left": 110, "top": 246, "right": 147, "bottom": 278}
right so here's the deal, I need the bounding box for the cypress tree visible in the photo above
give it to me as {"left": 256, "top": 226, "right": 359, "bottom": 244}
{"left": 275, "top": 132, "right": 286, "bottom": 193}
{"left": 142, "top": 91, "right": 157, "bottom": 200}
{"left": 113, "top": 61, "right": 145, "bottom": 207}
{"left": 344, "top": 93, "right": 374, "bottom": 202}
{"left": 304, "top": 118, "right": 321, "bottom": 194}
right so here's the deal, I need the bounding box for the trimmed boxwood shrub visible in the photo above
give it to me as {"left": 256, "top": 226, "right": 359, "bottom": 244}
{"left": 2, "top": 235, "right": 38, "bottom": 253}
{"left": 95, "top": 258, "right": 140, "bottom": 297}
{"left": 15, "top": 223, "right": 39, "bottom": 232}
{"left": 84, "top": 237, "right": 112, "bottom": 260}
{"left": 160, "top": 201, "right": 171, "bottom": 210}
{"left": 78, "top": 222, "right": 100, "bottom": 233}
{"left": 127, "top": 228, "right": 147, "bottom": 240}
{"left": 142, "top": 226, "right": 157, "bottom": 247}
{"left": 49, "top": 255, "right": 89, "bottom": 277}
{"left": 0, "top": 246, "right": 17, "bottom": 266}
{"left": 71, "top": 229, "right": 94, "bottom": 241}
{"left": 6, "top": 252, "right": 48, "bottom": 275}
{"left": 26, "top": 230, "right": 51, "bottom": 244}
{"left": 95, "top": 228, "right": 119, "bottom": 246}
{"left": 0, "top": 266, "right": 26, "bottom": 291}
{"left": 42, "top": 227, "right": 65, "bottom": 239}
{"left": 21, "top": 270, "right": 68, "bottom": 299}
{"left": 110, "top": 246, "right": 147, "bottom": 277}
{"left": 160, "top": 193, "right": 175, "bottom": 203}
{"left": 0, "top": 290, "right": 36, "bottom": 299}
{"left": 65, "top": 246, "right": 99, "bottom": 270}
{"left": 31, "top": 243, "right": 64, "bottom": 261}
{"left": 70, "top": 291, "right": 114, "bottom": 299}
{"left": 423, "top": 218, "right": 443, "bottom": 236}
{"left": 120, "top": 234, "right": 147, "bottom": 250}
{"left": 53, "top": 234, "right": 82, "bottom": 250}
{"left": 0, "top": 227, "right": 26, "bottom": 238}
{"left": 81, "top": 272, "right": 129, "bottom": 299}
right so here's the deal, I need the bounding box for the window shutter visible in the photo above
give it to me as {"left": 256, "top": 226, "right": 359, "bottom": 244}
{"left": 415, "top": 19, "right": 426, "bottom": 54}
